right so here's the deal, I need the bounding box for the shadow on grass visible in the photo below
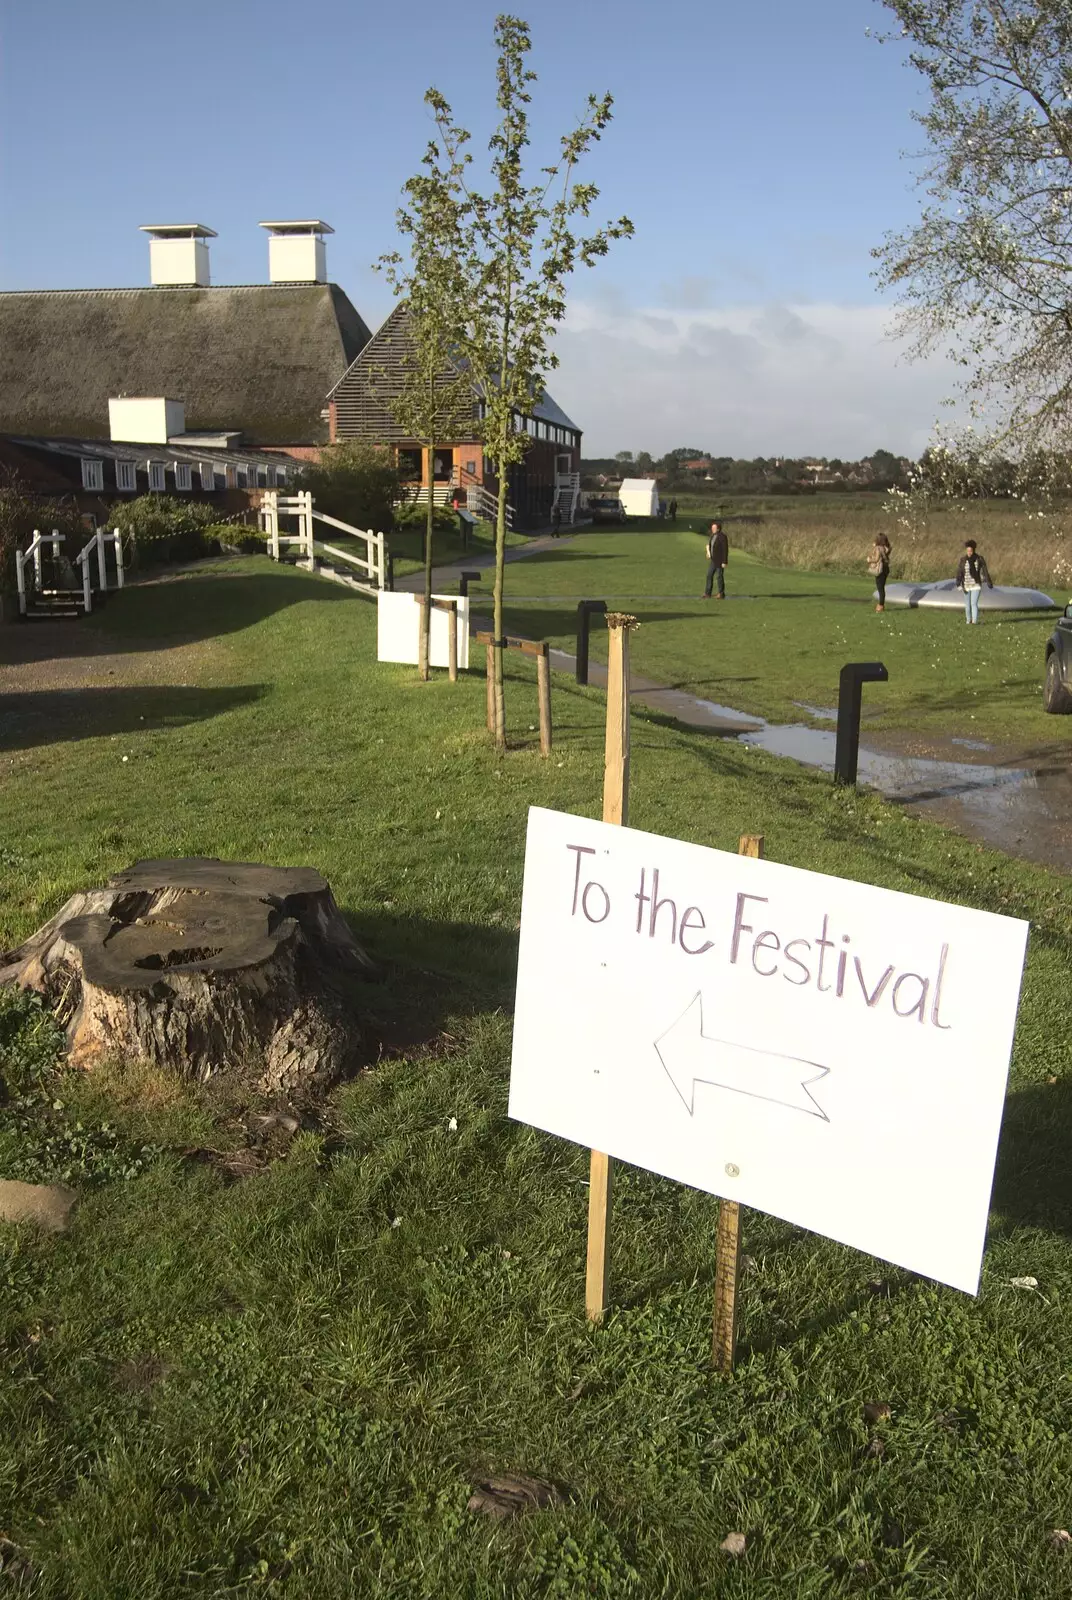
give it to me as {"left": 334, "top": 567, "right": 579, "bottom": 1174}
{"left": 992, "top": 1077, "right": 1072, "bottom": 1239}
{"left": 83, "top": 565, "right": 360, "bottom": 651}
{"left": 332, "top": 909, "right": 520, "bottom": 1053}
{"left": 0, "top": 684, "right": 268, "bottom": 752}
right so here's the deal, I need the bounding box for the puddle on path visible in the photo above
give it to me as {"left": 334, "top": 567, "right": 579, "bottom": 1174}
{"left": 545, "top": 637, "right": 1072, "bottom": 871}
{"left": 735, "top": 715, "right": 1072, "bottom": 872}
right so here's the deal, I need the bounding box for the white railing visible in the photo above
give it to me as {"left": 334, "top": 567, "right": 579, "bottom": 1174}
{"left": 260, "top": 490, "right": 386, "bottom": 591}
{"left": 260, "top": 489, "right": 315, "bottom": 569}
{"left": 319, "top": 539, "right": 386, "bottom": 592}
{"left": 463, "top": 482, "right": 515, "bottom": 529}
{"left": 554, "top": 471, "right": 582, "bottom": 524}
{"left": 15, "top": 528, "right": 63, "bottom": 615}
{"left": 312, "top": 511, "right": 386, "bottom": 592}
{"left": 75, "top": 529, "right": 124, "bottom": 615}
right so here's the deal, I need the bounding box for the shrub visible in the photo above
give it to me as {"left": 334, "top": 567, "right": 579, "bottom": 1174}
{"left": 204, "top": 523, "right": 268, "bottom": 553}
{"left": 297, "top": 442, "right": 399, "bottom": 532}
{"left": 106, "top": 496, "right": 219, "bottom": 567}
{"left": 392, "top": 500, "right": 458, "bottom": 534}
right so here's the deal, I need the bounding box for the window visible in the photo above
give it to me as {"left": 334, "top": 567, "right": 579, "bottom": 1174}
{"left": 174, "top": 463, "right": 192, "bottom": 491}
{"left": 80, "top": 458, "right": 104, "bottom": 490}
{"left": 115, "top": 460, "right": 137, "bottom": 492}
{"left": 465, "top": 459, "right": 477, "bottom": 476}
{"left": 256, "top": 466, "right": 268, "bottom": 488}
{"left": 236, "top": 465, "right": 249, "bottom": 488}
{"left": 266, "top": 466, "right": 278, "bottom": 487}
{"left": 147, "top": 461, "right": 166, "bottom": 493}
{"left": 398, "top": 448, "right": 422, "bottom": 479}
{"left": 200, "top": 462, "right": 216, "bottom": 490}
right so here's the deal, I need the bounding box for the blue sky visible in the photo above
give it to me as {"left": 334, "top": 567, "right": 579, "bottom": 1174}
{"left": 0, "top": 0, "right": 958, "bottom": 456}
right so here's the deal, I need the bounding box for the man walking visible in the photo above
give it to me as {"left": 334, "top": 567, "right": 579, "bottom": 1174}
{"left": 669, "top": 498, "right": 678, "bottom": 522}
{"left": 550, "top": 501, "right": 562, "bottom": 537}
{"left": 702, "top": 519, "right": 728, "bottom": 600}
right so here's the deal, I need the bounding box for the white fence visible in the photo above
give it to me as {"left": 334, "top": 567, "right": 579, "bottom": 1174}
{"left": 260, "top": 490, "right": 386, "bottom": 593}
{"left": 16, "top": 527, "right": 124, "bottom": 615}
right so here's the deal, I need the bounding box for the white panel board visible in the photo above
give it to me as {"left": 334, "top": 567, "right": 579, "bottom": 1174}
{"left": 376, "top": 592, "right": 470, "bottom": 669}
{"left": 509, "top": 807, "right": 1029, "bottom": 1295}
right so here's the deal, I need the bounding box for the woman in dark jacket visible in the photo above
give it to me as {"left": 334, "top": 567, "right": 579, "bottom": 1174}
{"left": 955, "top": 539, "right": 993, "bottom": 625}
{"left": 869, "top": 533, "right": 891, "bottom": 612}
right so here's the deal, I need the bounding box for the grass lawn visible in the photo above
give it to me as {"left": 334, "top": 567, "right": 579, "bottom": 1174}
{"left": 485, "top": 521, "right": 1065, "bottom": 748}
{"left": 2, "top": 557, "right": 1072, "bottom": 1596}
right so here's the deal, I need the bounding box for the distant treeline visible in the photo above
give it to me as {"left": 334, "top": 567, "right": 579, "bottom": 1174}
{"left": 582, "top": 448, "right": 910, "bottom": 494}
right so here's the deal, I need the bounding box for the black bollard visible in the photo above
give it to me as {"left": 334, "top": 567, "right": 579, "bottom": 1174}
{"left": 386, "top": 552, "right": 395, "bottom": 592}
{"left": 834, "top": 662, "right": 889, "bottom": 786}
{"left": 576, "top": 599, "right": 608, "bottom": 686}
{"left": 458, "top": 570, "right": 481, "bottom": 598}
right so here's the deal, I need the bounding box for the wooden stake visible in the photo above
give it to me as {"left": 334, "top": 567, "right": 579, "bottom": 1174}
{"left": 585, "top": 1150, "right": 613, "bottom": 1321}
{"left": 585, "top": 613, "right": 639, "bottom": 1324}
{"left": 486, "top": 642, "right": 495, "bottom": 731}
{"left": 536, "top": 644, "right": 552, "bottom": 757}
{"left": 602, "top": 614, "right": 637, "bottom": 828}
{"left": 711, "top": 831, "right": 764, "bottom": 1371}
{"left": 447, "top": 601, "right": 458, "bottom": 683}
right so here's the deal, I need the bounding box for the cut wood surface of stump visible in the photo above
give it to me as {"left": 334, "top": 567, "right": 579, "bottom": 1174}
{"left": 0, "top": 860, "right": 374, "bottom": 1093}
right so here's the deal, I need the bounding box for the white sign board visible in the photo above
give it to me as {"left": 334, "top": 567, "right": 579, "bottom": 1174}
{"left": 509, "top": 807, "right": 1029, "bottom": 1295}
{"left": 377, "top": 592, "right": 470, "bottom": 669}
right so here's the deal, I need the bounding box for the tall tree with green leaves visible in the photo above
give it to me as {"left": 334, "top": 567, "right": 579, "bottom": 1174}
{"left": 393, "top": 14, "right": 632, "bottom": 747}
{"left": 379, "top": 202, "right": 473, "bottom": 679}
{"left": 872, "top": 0, "right": 1072, "bottom": 452}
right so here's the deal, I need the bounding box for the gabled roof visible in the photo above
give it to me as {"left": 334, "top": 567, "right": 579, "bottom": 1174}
{"left": 329, "top": 302, "right": 581, "bottom": 440}
{"left": 0, "top": 283, "right": 372, "bottom": 445}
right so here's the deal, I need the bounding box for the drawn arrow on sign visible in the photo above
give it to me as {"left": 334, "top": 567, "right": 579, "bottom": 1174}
{"left": 654, "top": 993, "right": 830, "bottom": 1121}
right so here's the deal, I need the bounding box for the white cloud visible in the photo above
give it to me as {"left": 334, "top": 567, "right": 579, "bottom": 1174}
{"left": 549, "top": 299, "right": 972, "bottom": 458}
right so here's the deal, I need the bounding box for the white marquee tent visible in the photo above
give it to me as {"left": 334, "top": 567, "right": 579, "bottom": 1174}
{"left": 617, "top": 478, "right": 660, "bottom": 517}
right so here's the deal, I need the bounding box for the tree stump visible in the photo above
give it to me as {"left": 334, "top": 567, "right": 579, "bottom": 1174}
{"left": 0, "top": 860, "right": 375, "bottom": 1094}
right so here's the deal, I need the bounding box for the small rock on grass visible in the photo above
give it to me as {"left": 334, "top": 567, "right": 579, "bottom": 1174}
{"left": 0, "top": 1536, "right": 34, "bottom": 1583}
{"left": 863, "top": 1401, "right": 892, "bottom": 1425}
{"left": 468, "top": 1473, "right": 562, "bottom": 1521}
{"left": 0, "top": 1180, "right": 77, "bottom": 1233}
{"left": 720, "top": 1532, "right": 747, "bottom": 1557}
{"left": 1050, "top": 1529, "right": 1072, "bottom": 1552}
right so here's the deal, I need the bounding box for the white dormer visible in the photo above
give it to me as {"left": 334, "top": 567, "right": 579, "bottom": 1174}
{"left": 139, "top": 223, "right": 216, "bottom": 287}
{"left": 257, "top": 220, "right": 333, "bottom": 284}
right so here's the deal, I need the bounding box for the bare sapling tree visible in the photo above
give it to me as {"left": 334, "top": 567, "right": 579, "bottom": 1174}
{"left": 872, "top": 0, "right": 1072, "bottom": 455}
{"left": 380, "top": 202, "right": 473, "bottom": 681}
{"left": 392, "top": 13, "right": 632, "bottom": 746}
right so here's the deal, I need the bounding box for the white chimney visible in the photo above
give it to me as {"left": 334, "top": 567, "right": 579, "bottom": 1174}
{"left": 109, "top": 397, "right": 186, "bottom": 443}
{"left": 258, "top": 220, "right": 333, "bottom": 284}
{"left": 139, "top": 223, "right": 216, "bottom": 287}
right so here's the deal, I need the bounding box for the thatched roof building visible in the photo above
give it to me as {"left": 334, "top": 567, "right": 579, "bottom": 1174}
{"left": 0, "top": 281, "right": 371, "bottom": 445}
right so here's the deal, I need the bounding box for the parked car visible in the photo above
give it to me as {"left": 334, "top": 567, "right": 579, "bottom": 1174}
{"left": 1043, "top": 604, "right": 1072, "bottom": 712}
{"left": 587, "top": 495, "right": 625, "bottom": 525}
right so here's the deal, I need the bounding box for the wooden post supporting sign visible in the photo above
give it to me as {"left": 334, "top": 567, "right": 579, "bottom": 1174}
{"left": 585, "top": 612, "right": 639, "bottom": 1324}
{"left": 710, "top": 831, "right": 764, "bottom": 1371}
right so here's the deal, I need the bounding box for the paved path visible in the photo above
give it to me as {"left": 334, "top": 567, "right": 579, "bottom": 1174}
{"left": 394, "top": 535, "right": 763, "bottom": 737}
{"left": 392, "top": 533, "right": 579, "bottom": 595}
